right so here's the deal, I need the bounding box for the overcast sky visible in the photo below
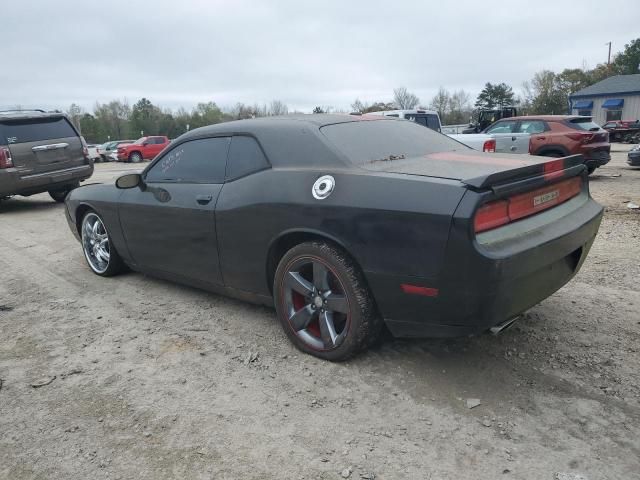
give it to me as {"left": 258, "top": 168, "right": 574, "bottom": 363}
{"left": 2, "top": 0, "right": 639, "bottom": 113}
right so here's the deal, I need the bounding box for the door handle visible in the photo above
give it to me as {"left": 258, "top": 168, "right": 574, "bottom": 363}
{"left": 196, "top": 194, "right": 213, "bottom": 205}
{"left": 510, "top": 146, "right": 517, "bottom": 151}
{"left": 536, "top": 136, "right": 546, "bottom": 140}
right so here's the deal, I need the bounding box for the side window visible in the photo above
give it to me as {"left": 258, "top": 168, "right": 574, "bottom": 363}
{"left": 151, "top": 137, "right": 162, "bottom": 144}
{"left": 516, "top": 120, "right": 546, "bottom": 134}
{"left": 145, "top": 137, "right": 230, "bottom": 184}
{"left": 486, "top": 121, "right": 516, "bottom": 134}
{"left": 226, "top": 136, "right": 270, "bottom": 180}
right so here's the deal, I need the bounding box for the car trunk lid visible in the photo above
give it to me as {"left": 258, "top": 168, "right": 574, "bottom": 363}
{"left": 363, "top": 150, "right": 585, "bottom": 190}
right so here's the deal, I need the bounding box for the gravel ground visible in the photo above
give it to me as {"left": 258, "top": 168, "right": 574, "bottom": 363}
{"left": 1, "top": 149, "right": 639, "bottom": 480}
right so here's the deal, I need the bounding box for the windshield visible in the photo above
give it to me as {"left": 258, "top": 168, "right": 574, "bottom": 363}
{"left": 134, "top": 137, "right": 147, "bottom": 145}
{"left": 321, "top": 119, "right": 467, "bottom": 165}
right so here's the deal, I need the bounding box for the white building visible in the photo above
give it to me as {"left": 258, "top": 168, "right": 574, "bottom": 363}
{"left": 569, "top": 74, "right": 640, "bottom": 125}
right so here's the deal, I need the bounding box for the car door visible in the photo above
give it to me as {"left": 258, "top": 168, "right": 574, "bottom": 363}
{"left": 118, "top": 136, "right": 230, "bottom": 285}
{"left": 484, "top": 120, "right": 525, "bottom": 153}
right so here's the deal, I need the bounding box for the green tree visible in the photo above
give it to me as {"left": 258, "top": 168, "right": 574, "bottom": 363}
{"left": 613, "top": 38, "right": 640, "bottom": 75}
{"left": 93, "top": 100, "right": 131, "bottom": 140}
{"left": 523, "top": 71, "right": 567, "bottom": 114}
{"left": 130, "top": 98, "right": 162, "bottom": 136}
{"left": 475, "top": 82, "right": 515, "bottom": 109}
{"left": 79, "top": 113, "right": 102, "bottom": 143}
{"left": 190, "top": 102, "right": 224, "bottom": 128}
{"left": 312, "top": 106, "right": 325, "bottom": 114}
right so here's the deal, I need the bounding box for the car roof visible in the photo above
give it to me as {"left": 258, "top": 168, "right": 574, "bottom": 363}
{"left": 0, "top": 110, "right": 67, "bottom": 121}
{"left": 181, "top": 114, "right": 390, "bottom": 138}
{"left": 498, "top": 115, "right": 581, "bottom": 122}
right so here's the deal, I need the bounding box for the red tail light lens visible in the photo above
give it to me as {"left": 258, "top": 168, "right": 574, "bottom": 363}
{"left": 475, "top": 176, "right": 582, "bottom": 233}
{"left": 0, "top": 147, "right": 13, "bottom": 169}
{"left": 567, "top": 132, "right": 595, "bottom": 144}
{"left": 474, "top": 200, "right": 509, "bottom": 232}
{"left": 482, "top": 139, "right": 496, "bottom": 152}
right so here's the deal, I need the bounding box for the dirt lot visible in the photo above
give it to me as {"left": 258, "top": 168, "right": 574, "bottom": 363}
{"left": 1, "top": 148, "right": 639, "bottom": 480}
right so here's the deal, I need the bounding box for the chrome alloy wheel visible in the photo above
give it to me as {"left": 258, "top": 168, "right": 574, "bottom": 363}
{"left": 282, "top": 257, "right": 351, "bottom": 351}
{"left": 81, "top": 213, "right": 111, "bottom": 274}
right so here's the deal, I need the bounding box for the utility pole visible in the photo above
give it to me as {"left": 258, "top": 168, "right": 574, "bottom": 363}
{"left": 606, "top": 41, "right": 612, "bottom": 65}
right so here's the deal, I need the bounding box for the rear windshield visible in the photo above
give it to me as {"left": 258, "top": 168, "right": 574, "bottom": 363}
{"left": 321, "top": 119, "right": 467, "bottom": 165}
{"left": 566, "top": 118, "right": 601, "bottom": 131}
{"left": 0, "top": 117, "right": 77, "bottom": 144}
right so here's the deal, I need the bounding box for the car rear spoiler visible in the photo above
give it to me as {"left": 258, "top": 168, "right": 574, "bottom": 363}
{"left": 462, "top": 154, "right": 586, "bottom": 193}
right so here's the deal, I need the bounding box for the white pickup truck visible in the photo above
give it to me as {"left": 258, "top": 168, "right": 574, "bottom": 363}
{"left": 367, "top": 109, "right": 530, "bottom": 154}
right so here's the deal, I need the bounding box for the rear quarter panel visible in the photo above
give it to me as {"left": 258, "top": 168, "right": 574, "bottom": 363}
{"left": 215, "top": 168, "right": 466, "bottom": 296}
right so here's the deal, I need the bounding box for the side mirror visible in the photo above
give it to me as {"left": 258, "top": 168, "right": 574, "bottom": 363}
{"left": 142, "top": 141, "right": 149, "bottom": 146}
{"left": 116, "top": 173, "right": 143, "bottom": 189}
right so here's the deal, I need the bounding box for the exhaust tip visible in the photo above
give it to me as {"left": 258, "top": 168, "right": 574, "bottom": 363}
{"left": 489, "top": 316, "right": 521, "bottom": 336}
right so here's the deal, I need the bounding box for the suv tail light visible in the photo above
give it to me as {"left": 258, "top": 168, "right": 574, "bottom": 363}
{"left": 474, "top": 176, "right": 582, "bottom": 233}
{"left": 0, "top": 147, "right": 13, "bottom": 169}
{"left": 567, "top": 132, "right": 596, "bottom": 144}
{"left": 482, "top": 139, "right": 496, "bottom": 152}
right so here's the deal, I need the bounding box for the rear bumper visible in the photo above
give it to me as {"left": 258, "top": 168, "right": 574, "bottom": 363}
{"left": 367, "top": 192, "right": 603, "bottom": 338}
{"left": 583, "top": 146, "right": 611, "bottom": 168}
{"left": 0, "top": 164, "right": 94, "bottom": 197}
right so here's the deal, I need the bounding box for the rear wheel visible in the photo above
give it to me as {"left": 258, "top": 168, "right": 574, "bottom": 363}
{"left": 81, "top": 211, "right": 125, "bottom": 276}
{"left": 129, "top": 152, "right": 143, "bottom": 163}
{"left": 49, "top": 183, "right": 79, "bottom": 203}
{"left": 586, "top": 165, "right": 597, "bottom": 175}
{"left": 541, "top": 151, "right": 564, "bottom": 158}
{"left": 274, "top": 241, "right": 382, "bottom": 361}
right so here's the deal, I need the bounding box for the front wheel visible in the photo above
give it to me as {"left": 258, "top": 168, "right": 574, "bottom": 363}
{"left": 81, "top": 211, "right": 125, "bottom": 276}
{"left": 129, "top": 152, "right": 143, "bottom": 163}
{"left": 274, "top": 241, "right": 382, "bottom": 361}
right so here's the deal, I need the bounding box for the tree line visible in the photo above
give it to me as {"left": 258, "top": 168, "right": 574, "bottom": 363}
{"left": 67, "top": 37, "right": 640, "bottom": 143}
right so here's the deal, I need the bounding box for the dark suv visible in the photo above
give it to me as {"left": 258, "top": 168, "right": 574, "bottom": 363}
{"left": 0, "top": 110, "right": 94, "bottom": 202}
{"left": 484, "top": 115, "right": 610, "bottom": 174}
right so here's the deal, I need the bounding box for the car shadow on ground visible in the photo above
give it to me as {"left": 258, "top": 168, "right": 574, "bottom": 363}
{"left": 0, "top": 198, "right": 62, "bottom": 214}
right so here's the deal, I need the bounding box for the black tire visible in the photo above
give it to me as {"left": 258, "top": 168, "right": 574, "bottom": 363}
{"left": 129, "top": 152, "right": 143, "bottom": 163}
{"left": 273, "top": 241, "right": 383, "bottom": 361}
{"left": 80, "top": 210, "right": 125, "bottom": 277}
{"left": 49, "top": 183, "right": 79, "bottom": 203}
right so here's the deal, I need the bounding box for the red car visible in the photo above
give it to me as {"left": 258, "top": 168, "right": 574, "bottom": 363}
{"left": 117, "top": 136, "right": 170, "bottom": 163}
{"left": 484, "top": 115, "right": 610, "bottom": 174}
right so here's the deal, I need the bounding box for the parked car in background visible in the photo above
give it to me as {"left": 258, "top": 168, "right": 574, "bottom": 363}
{"left": 482, "top": 116, "right": 610, "bottom": 174}
{"left": 97, "top": 140, "right": 134, "bottom": 162}
{"left": 602, "top": 119, "right": 640, "bottom": 142}
{"left": 65, "top": 114, "right": 602, "bottom": 360}
{"left": 628, "top": 144, "right": 640, "bottom": 166}
{"left": 0, "top": 110, "right": 93, "bottom": 202}
{"left": 366, "top": 109, "right": 442, "bottom": 132}
{"left": 116, "top": 136, "right": 170, "bottom": 163}
{"left": 86, "top": 143, "right": 101, "bottom": 162}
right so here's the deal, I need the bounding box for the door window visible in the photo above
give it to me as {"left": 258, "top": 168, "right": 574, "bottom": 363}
{"left": 485, "top": 121, "right": 517, "bottom": 134}
{"left": 145, "top": 137, "right": 230, "bottom": 184}
{"left": 226, "top": 136, "right": 270, "bottom": 180}
{"left": 516, "top": 120, "right": 546, "bottom": 134}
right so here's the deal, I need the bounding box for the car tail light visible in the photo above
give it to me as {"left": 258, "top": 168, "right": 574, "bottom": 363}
{"left": 567, "top": 132, "right": 596, "bottom": 144}
{"left": 0, "top": 147, "right": 13, "bottom": 169}
{"left": 474, "top": 176, "right": 582, "bottom": 233}
{"left": 482, "top": 139, "right": 496, "bottom": 152}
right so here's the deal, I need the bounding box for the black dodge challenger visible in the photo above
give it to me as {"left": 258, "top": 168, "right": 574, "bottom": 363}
{"left": 65, "top": 114, "right": 603, "bottom": 360}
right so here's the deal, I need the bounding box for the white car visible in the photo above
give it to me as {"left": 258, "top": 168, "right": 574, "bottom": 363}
{"left": 367, "top": 109, "right": 442, "bottom": 132}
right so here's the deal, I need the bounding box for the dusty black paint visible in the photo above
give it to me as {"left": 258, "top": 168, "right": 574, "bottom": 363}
{"left": 65, "top": 115, "right": 603, "bottom": 337}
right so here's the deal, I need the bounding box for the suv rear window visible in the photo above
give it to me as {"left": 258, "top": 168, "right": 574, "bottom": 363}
{"left": 0, "top": 117, "right": 77, "bottom": 144}
{"left": 566, "top": 118, "right": 601, "bottom": 131}
{"left": 321, "top": 119, "right": 466, "bottom": 165}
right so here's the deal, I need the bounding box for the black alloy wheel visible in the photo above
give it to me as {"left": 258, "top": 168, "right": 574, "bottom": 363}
{"left": 274, "top": 241, "right": 382, "bottom": 361}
